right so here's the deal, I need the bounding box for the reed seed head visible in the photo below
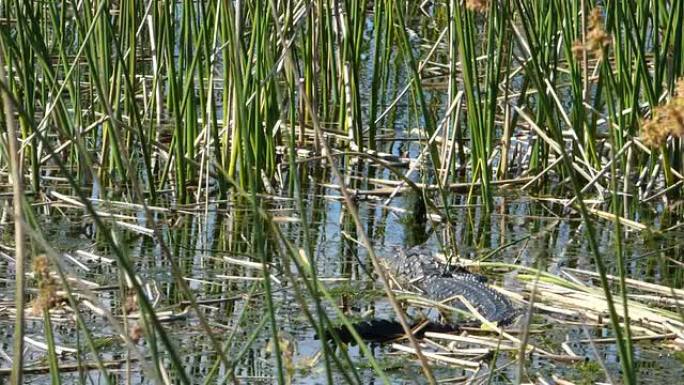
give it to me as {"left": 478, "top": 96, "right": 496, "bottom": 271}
{"left": 587, "top": 8, "right": 610, "bottom": 58}
{"left": 572, "top": 7, "right": 610, "bottom": 60}
{"left": 30, "top": 254, "right": 60, "bottom": 315}
{"left": 125, "top": 292, "right": 139, "bottom": 313}
{"left": 571, "top": 41, "right": 585, "bottom": 61}
{"left": 129, "top": 323, "right": 144, "bottom": 343}
{"left": 642, "top": 78, "right": 684, "bottom": 147}
{"left": 466, "top": 0, "right": 488, "bottom": 13}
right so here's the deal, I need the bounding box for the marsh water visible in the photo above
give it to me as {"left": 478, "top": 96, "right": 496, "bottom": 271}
{"left": 1, "top": 5, "right": 684, "bottom": 383}
{"left": 1, "top": 160, "right": 683, "bottom": 384}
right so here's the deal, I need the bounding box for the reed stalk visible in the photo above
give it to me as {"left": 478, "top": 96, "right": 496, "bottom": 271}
{"left": 1, "top": 39, "right": 26, "bottom": 385}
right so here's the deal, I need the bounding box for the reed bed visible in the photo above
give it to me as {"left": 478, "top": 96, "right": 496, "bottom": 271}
{"left": 1, "top": 0, "right": 684, "bottom": 384}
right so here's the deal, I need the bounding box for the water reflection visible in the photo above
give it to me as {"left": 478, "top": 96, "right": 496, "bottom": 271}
{"left": 0, "top": 180, "right": 683, "bottom": 383}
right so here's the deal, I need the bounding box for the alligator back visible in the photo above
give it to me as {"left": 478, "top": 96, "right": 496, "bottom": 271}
{"left": 322, "top": 245, "right": 519, "bottom": 344}
{"left": 382, "top": 245, "right": 518, "bottom": 326}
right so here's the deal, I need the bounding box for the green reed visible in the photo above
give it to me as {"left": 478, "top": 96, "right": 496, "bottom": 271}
{"left": 2, "top": 0, "right": 682, "bottom": 203}
{"left": 1, "top": 37, "right": 26, "bottom": 385}
{"left": 510, "top": 1, "right": 632, "bottom": 382}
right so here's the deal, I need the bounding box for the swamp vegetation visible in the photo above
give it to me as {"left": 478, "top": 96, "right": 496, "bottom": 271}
{"left": 0, "top": 0, "right": 683, "bottom": 384}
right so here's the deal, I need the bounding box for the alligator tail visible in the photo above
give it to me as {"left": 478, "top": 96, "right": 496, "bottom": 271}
{"left": 319, "top": 319, "right": 461, "bottom": 344}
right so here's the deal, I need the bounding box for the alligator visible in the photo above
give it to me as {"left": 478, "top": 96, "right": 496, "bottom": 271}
{"left": 326, "top": 245, "right": 519, "bottom": 343}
